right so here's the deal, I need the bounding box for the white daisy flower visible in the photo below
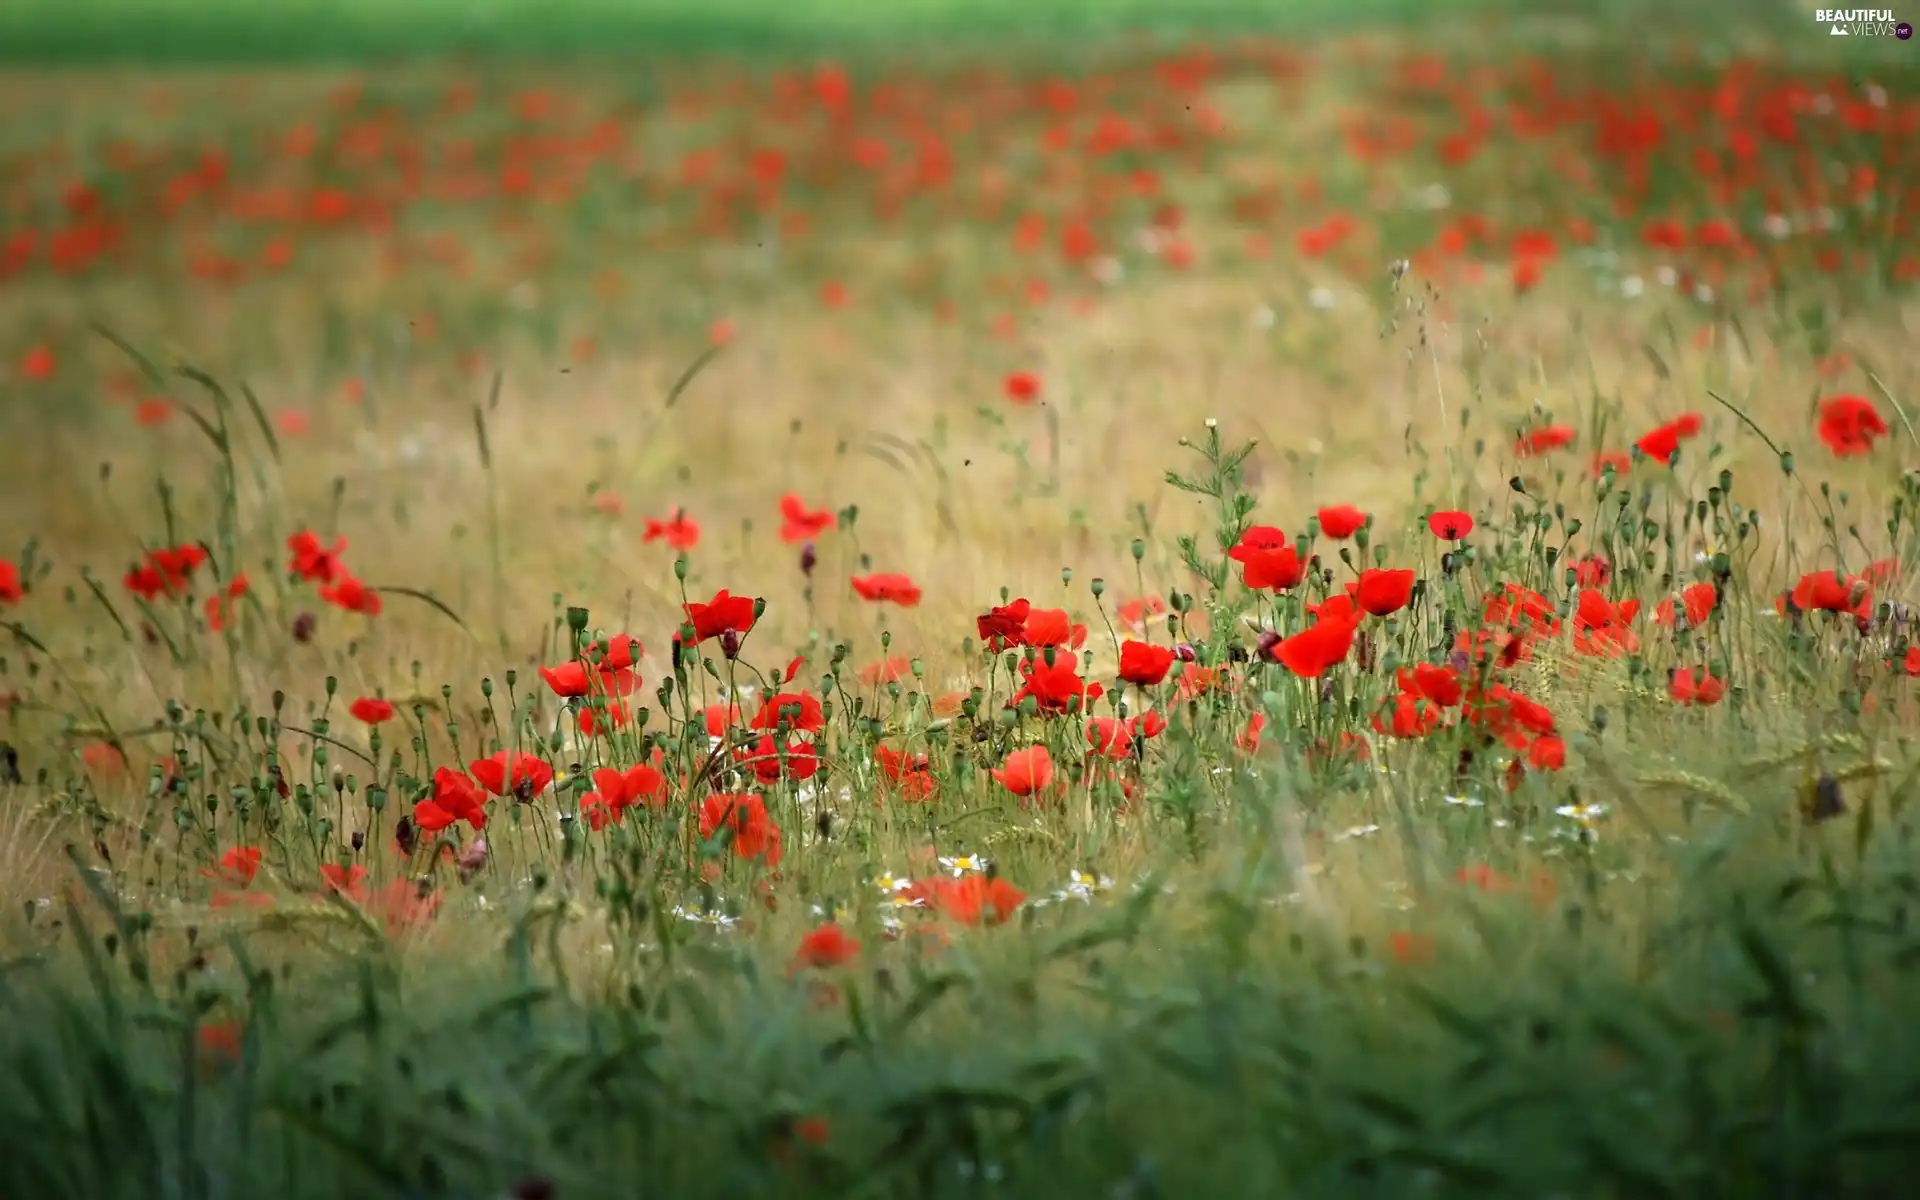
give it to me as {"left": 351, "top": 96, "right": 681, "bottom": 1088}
{"left": 939, "top": 853, "right": 988, "bottom": 877}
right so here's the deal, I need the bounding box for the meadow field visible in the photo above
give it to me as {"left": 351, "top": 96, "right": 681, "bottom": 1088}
{"left": 3, "top": 2, "right": 1920, "bottom": 1196}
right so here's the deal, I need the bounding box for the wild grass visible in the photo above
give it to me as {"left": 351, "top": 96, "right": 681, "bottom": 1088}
{"left": 3, "top": 12, "right": 1920, "bottom": 1199}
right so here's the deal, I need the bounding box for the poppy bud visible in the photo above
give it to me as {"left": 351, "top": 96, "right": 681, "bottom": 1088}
{"left": 1255, "top": 629, "right": 1282, "bottom": 661}
{"left": 1174, "top": 642, "right": 1197, "bottom": 662}
{"left": 457, "top": 837, "right": 488, "bottom": 883}
{"left": 721, "top": 628, "right": 742, "bottom": 659}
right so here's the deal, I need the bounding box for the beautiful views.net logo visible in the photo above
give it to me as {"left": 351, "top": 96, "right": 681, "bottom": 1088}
{"left": 1815, "top": 8, "right": 1912, "bottom": 36}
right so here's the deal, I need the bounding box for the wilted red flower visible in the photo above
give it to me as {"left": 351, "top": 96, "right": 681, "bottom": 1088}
{"left": 851, "top": 573, "right": 922, "bottom": 606}
{"left": 349, "top": 696, "right": 396, "bottom": 724}
{"left": 779, "top": 494, "right": 834, "bottom": 543}
{"left": 1428, "top": 510, "right": 1474, "bottom": 541}
{"left": 1316, "top": 505, "right": 1367, "bottom": 539}
{"left": 1816, "top": 394, "right": 1889, "bottom": 457}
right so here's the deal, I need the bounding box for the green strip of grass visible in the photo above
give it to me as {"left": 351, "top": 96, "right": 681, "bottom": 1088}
{"left": 0, "top": 0, "right": 1744, "bottom": 66}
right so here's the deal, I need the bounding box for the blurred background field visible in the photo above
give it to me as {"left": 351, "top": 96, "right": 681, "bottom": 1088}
{"left": 4, "top": 0, "right": 1920, "bottom": 1196}
{"left": 0, "top": 0, "right": 1833, "bottom": 62}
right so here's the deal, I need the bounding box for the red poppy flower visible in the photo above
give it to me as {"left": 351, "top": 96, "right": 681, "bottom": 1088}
{"left": 1591, "top": 450, "right": 1632, "bottom": 477}
{"left": 1517, "top": 425, "right": 1577, "bottom": 456}
{"left": 779, "top": 494, "right": 834, "bottom": 543}
{"left": 1373, "top": 692, "right": 1442, "bottom": 739}
{"left": 977, "top": 598, "right": 1032, "bottom": 647}
{"left": 319, "top": 863, "right": 369, "bottom": 902}
{"left": 753, "top": 690, "right": 826, "bottom": 733}
{"left": 1087, "top": 716, "right": 1134, "bottom": 759}
{"left": 1816, "top": 394, "right": 1889, "bottom": 457}
{"left": 1401, "top": 662, "right": 1463, "bottom": 707}
{"left": 736, "top": 734, "right": 820, "bottom": 783}
{"left": 1011, "top": 651, "right": 1101, "bottom": 715}
{"left": 699, "top": 793, "right": 783, "bottom": 865}
{"left": 1527, "top": 735, "right": 1567, "bottom": 770}
{"left": 1572, "top": 589, "right": 1641, "bottom": 657}
{"left": 1004, "top": 371, "right": 1041, "bottom": 405}
{"left": 791, "top": 923, "right": 861, "bottom": 974}
{"left": 1635, "top": 414, "right": 1703, "bottom": 465}
{"left": 1316, "top": 505, "right": 1368, "bottom": 539}
{"left": 587, "top": 762, "right": 668, "bottom": 816}
{"left": 1020, "top": 607, "right": 1086, "bottom": 648}
{"left": 1350, "top": 568, "right": 1415, "bottom": 616}
{"left": 1789, "top": 570, "right": 1861, "bottom": 613}
{"left": 319, "top": 575, "right": 382, "bottom": 616}
{"left": 1228, "top": 526, "right": 1306, "bottom": 590}
{"left": 20, "top": 344, "right": 56, "bottom": 380}
{"left": 1654, "top": 582, "right": 1717, "bottom": 628}
{"left": 643, "top": 510, "right": 701, "bottom": 550}
{"left": 875, "top": 745, "right": 937, "bottom": 800}
{"left": 0, "top": 559, "right": 22, "bottom": 605}
{"left": 1669, "top": 667, "right": 1726, "bottom": 706}
{"left": 1275, "top": 612, "right": 1361, "bottom": 677}
{"left": 992, "top": 745, "right": 1055, "bottom": 796}
{"left": 926, "top": 873, "right": 1026, "bottom": 926}
{"left": 1117, "top": 639, "right": 1174, "bottom": 686}
{"left": 349, "top": 696, "right": 395, "bottom": 724}
{"left": 468, "top": 751, "right": 552, "bottom": 800}
{"left": 851, "top": 573, "right": 922, "bottom": 606}
{"left": 287, "top": 530, "right": 348, "bottom": 584}
{"left": 1428, "top": 510, "right": 1474, "bottom": 541}
{"left": 204, "top": 845, "right": 263, "bottom": 888}
{"left": 683, "top": 589, "right": 757, "bottom": 643}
